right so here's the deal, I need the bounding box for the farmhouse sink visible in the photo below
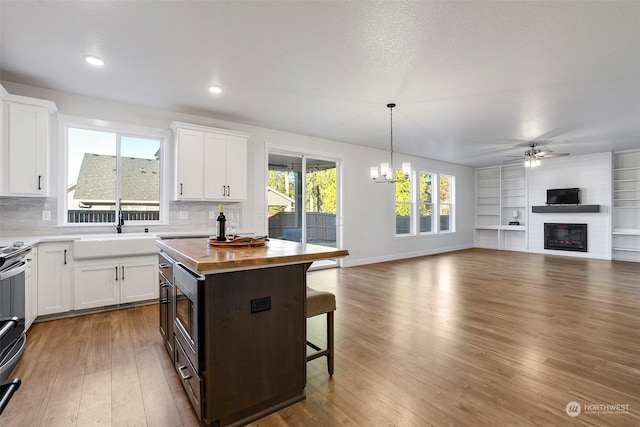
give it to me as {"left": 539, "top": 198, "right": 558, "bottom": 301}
{"left": 80, "top": 232, "right": 157, "bottom": 240}
{"left": 74, "top": 234, "right": 159, "bottom": 260}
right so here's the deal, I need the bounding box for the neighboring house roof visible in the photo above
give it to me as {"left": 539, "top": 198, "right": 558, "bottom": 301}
{"left": 268, "top": 186, "right": 294, "bottom": 207}
{"left": 73, "top": 153, "right": 159, "bottom": 202}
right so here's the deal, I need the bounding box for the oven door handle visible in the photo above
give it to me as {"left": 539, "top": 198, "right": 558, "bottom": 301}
{"left": 0, "top": 378, "right": 22, "bottom": 416}
{"left": 0, "top": 260, "right": 28, "bottom": 280}
{"left": 0, "top": 317, "right": 19, "bottom": 343}
{"left": 175, "top": 262, "right": 205, "bottom": 280}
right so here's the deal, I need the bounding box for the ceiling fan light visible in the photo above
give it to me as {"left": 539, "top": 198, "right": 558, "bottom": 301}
{"left": 524, "top": 159, "right": 531, "bottom": 167}
{"left": 533, "top": 159, "right": 541, "bottom": 167}
{"left": 208, "top": 85, "right": 223, "bottom": 94}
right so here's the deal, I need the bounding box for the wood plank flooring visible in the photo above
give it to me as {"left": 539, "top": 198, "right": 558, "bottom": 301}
{"left": 3, "top": 248, "right": 640, "bottom": 426}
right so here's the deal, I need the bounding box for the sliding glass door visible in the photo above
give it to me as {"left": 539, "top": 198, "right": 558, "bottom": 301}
{"left": 267, "top": 151, "right": 340, "bottom": 267}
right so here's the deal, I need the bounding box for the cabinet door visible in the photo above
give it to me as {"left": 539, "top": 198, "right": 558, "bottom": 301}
{"left": 224, "top": 136, "right": 247, "bottom": 200}
{"left": 37, "top": 243, "right": 72, "bottom": 315}
{"left": 120, "top": 257, "right": 158, "bottom": 303}
{"left": 203, "top": 132, "right": 227, "bottom": 199}
{"left": 74, "top": 261, "right": 120, "bottom": 310}
{"left": 25, "top": 248, "right": 38, "bottom": 331}
{"left": 8, "top": 102, "right": 48, "bottom": 196}
{"left": 176, "top": 128, "right": 205, "bottom": 199}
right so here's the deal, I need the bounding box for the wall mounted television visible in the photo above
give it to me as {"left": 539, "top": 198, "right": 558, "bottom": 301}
{"left": 546, "top": 188, "right": 581, "bottom": 205}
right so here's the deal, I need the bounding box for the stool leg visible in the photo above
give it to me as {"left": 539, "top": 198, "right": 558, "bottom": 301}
{"left": 327, "top": 311, "right": 334, "bottom": 376}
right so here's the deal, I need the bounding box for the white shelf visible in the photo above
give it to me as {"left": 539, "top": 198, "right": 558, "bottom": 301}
{"left": 475, "top": 225, "right": 500, "bottom": 230}
{"left": 500, "top": 225, "right": 526, "bottom": 231}
{"left": 613, "top": 229, "right": 640, "bottom": 235}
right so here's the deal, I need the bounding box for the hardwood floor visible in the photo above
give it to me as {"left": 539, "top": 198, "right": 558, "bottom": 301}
{"left": 3, "top": 249, "right": 640, "bottom": 426}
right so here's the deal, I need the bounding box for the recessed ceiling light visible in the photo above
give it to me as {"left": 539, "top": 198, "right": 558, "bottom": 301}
{"left": 84, "top": 55, "right": 105, "bottom": 67}
{"left": 208, "top": 85, "right": 223, "bottom": 94}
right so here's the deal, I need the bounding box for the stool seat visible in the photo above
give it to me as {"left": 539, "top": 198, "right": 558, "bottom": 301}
{"left": 306, "top": 287, "right": 336, "bottom": 318}
{"left": 306, "top": 286, "right": 336, "bottom": 376}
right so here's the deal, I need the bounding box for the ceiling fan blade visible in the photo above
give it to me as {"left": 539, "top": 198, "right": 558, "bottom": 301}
{"left": 503, "top": 158, "right": 523, "bottom": 163}
{"left": 539, "top": 152, "right": 570, "bottom": 158}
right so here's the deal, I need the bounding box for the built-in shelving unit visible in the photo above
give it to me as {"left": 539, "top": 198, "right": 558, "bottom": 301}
{"left": 612, "top": 149, "right": 640, "bottom": 262}
{"left": 475, "top": 165, "right": 527, "bottom": 251}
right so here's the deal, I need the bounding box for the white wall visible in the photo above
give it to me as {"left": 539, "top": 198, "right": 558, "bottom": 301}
{"left": 0, "top": 81, "right": 476, "bottom": 266}
{"left": 526, "top": 152, "right": 612, "bottom": 259}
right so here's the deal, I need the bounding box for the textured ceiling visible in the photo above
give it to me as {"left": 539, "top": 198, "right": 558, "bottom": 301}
{"left": 1, "top": 1, "right": 639, "bottom": 167}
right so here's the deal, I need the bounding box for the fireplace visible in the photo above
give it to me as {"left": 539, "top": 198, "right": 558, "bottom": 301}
{"left": 544, "top": 223, "right": 587, "bottom": 252}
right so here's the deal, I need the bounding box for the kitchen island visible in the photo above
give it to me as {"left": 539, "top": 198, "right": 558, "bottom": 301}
{"left": 156, "top": 238, "right": 348, "bottom": 427}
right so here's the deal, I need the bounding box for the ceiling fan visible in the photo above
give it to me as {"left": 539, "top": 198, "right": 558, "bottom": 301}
{"left": 505, "top": 142, "right": 570, "bottom": 168}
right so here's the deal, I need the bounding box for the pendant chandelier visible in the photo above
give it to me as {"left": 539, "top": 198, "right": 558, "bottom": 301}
{"left": 370, "top": 103, "right": 410, "bottom": 183}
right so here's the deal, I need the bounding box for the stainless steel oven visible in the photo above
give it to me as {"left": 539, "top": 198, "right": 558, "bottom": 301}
{"left": 173, "top": 262, "right": 204, "bottom": 371}
{"left": 0, "top": 247, "right": 29, "bottom": 383}
{"left": 173, "top": 262, "right": 205, "bottom": 417}
{"left": 159, "top": 252, "right": 176, "bottom": 359}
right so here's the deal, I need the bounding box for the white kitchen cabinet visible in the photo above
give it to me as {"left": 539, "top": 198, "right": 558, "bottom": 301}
{"left": 74, "top": 255, "right": 157, "bottom": 310}
{"left": 25, "top": 247, "right": 38, "bottom": 331}
{"left": 37, "top": 242, "right": 72, "bottom": 316}
{"left": 0, "top": 94, "right": 57, "bottom": 197}
{"left": 171, "top": 122, "right": 249, "bottom": 201}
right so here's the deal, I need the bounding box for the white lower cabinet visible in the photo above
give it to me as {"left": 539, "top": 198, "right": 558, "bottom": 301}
{"left": 38, "top": 243, "right": 73, "bottom": 316}
{"left": 37, "top": 242, "right": 73, "bottom": 316}
{"left": 74, "top": 256, "right": 157, "bottom": 310}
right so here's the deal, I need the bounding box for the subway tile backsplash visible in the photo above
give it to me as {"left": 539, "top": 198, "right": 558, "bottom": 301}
{"left": 0, "top": 197, "right": 240, "bottom": 237}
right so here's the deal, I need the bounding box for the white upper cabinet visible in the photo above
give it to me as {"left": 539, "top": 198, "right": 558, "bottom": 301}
{"left": 0, "top": 88, "right": 57, "bottom": 197}
{"left": 171, "top": 122, "right": 249, "bottom": 201}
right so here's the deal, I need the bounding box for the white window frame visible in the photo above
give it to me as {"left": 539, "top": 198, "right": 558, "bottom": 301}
{"left": 438, "top": 173, "right": 455, "bottom": 233}
{"left": 57, "top": 115, "right": 171, "bottom": 227}
{"left": 395, "top": 168, "right": 413, "bottom": 236}
{"left": 396, "top": 169, "right": 456, "bottom": 237}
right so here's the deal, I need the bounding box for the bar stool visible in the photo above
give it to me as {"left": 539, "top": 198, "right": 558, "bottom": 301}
{"left": 306, "top": 286, "right": 335, "bottom": 376}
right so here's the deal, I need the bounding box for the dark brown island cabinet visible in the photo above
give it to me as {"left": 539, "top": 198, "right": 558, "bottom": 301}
{"left": 156, "top": 238, "right": 348, "bottom": 427}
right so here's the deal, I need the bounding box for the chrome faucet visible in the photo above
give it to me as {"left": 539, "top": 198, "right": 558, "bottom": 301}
{"left": 115, "top": 210, "right": 125, "bottom": 233}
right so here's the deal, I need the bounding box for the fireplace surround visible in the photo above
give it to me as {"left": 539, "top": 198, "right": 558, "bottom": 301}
{"left": 544, "top": 223, "right": 587, "bottom": 252}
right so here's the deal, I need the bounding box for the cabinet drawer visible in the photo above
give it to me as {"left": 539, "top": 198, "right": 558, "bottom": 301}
{"left": 175, "top": 338, "right": 202, "bottom": 419}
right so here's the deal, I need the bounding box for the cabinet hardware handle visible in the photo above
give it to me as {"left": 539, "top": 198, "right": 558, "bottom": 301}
{"left": 160, "top": 282, "right": 171, "bottom": 288}
{"left": 115, "top": 266, "right": 118, "bottom": 281}
{"left": 178, "top": 365, "right": 192, "bottom": 380}
{"left": 227, "top": 185, "right": 230, "bottom": 197}
{"left": 38, "top": 175, "right": 42, "bottom": 190}
{"left": 121, "top": 266, "right": 125, "bottom": 280}
{"left": 160, "top": 298, "right": 170, "bottom": 304}
{"left": 222, "top": 185, "right": 226, "bottom": 197}
{"left": 159, "top": 263, "right": 171, "bottom": 268}
{"left": 64, "top": 249, "right": 67, "bottom": 265}
{"left": 180, "top": 183, "right": 183, "bottom": 195}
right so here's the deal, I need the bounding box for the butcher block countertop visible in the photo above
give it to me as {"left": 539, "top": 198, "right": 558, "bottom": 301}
{"left": 156, "top": 237, "right": 349, "bottom": 274}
